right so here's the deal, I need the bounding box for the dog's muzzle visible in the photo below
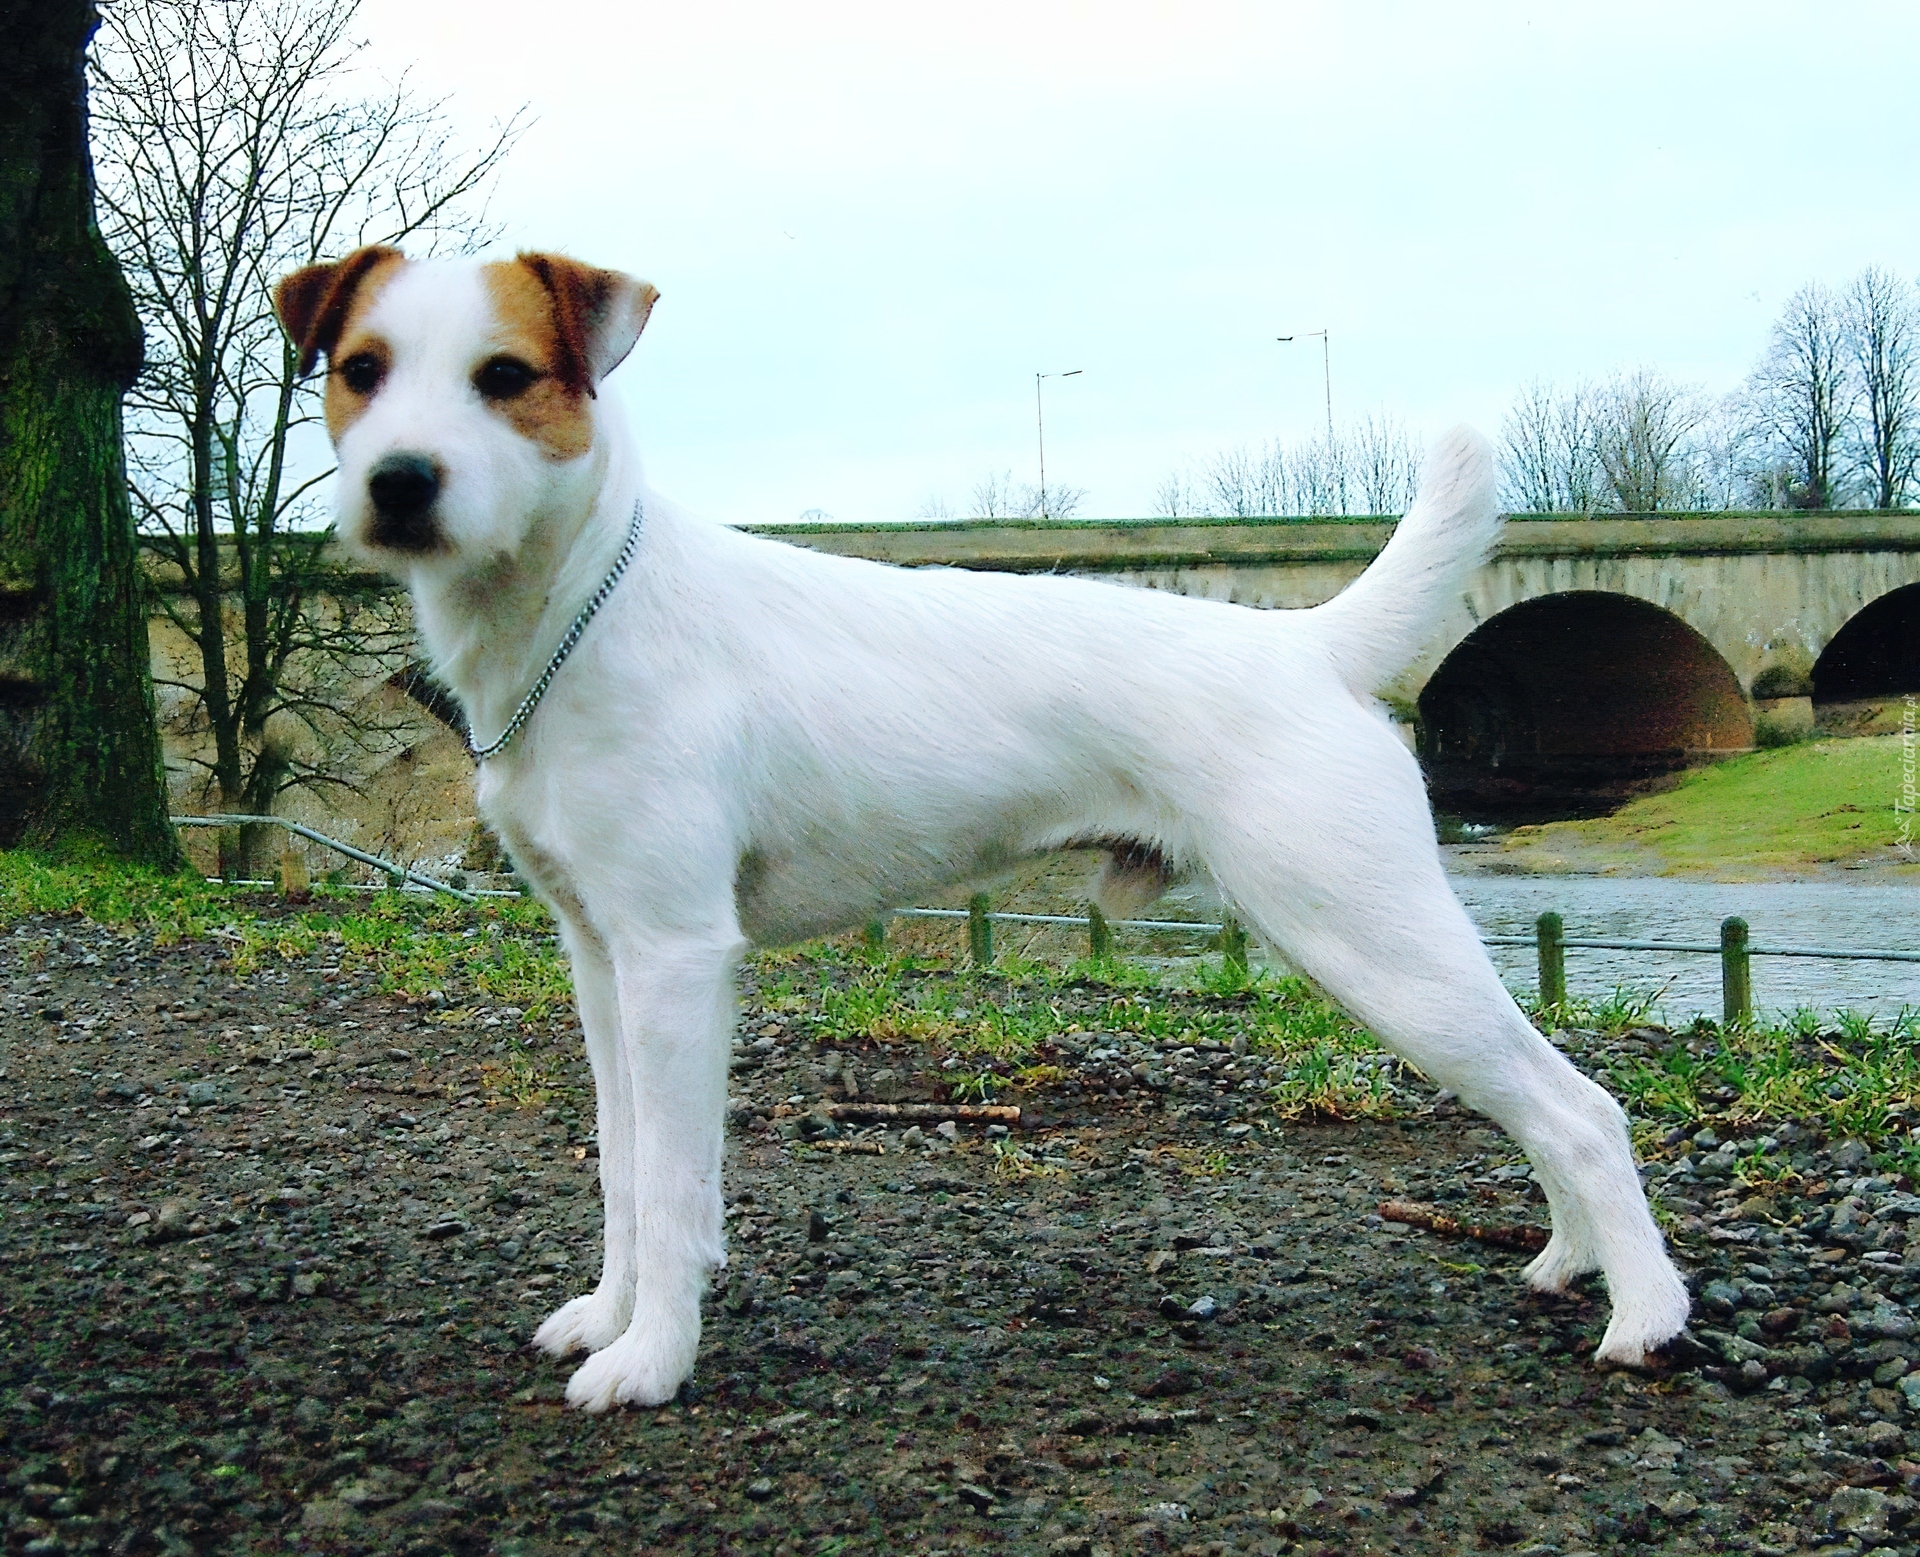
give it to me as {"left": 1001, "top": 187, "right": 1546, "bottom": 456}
{"left": 366, "top": 453, "right": 444, "bottom": 552}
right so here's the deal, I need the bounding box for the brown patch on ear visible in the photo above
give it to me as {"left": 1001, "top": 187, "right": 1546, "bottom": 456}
{"left": 274, "top": 246, "right": 405, "bottom": 375}
{"left": 516, "top": 252, "right": 658, "bottom": 392}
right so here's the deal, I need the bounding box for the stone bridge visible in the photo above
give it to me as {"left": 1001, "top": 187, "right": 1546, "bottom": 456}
{"left": 763, "top": 511, "right": 1920, "bottom": 815}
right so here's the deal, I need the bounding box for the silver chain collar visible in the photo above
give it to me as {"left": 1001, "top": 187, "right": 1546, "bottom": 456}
{"left": 466, "top": 500, "right": 644, "bottom": 762}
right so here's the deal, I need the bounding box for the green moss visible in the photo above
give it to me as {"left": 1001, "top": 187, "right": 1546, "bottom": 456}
{"left": 0, "top": 2, "right": 177, "bottom": 863}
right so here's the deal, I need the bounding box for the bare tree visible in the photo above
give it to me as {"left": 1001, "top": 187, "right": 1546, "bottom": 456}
{"left": 1186, "top": 441, "right": 1286, "bottom": 518}
{"left": 1552, "top": 390, "right": 1607, "bottom": 512}
{"left": 1197, "top": 444, "right": 1284, "bottom": 518}
{"left": 1594, "top": 369, "right": 1705, "bottom": 512}
{"left": 1151, "top": 471, "right": 1198, "bottom": 518}
{"left": 90, "top": 0, "right": 519, "bottom": 873}
{"left": 1290, "top": 432, "right": 1350, "bottom": 516}
{"left": 1748, "top": 281, "right": 1854, "bottom": 509}
{"left": 1691, "top": 393, "right": 1768, "bottom": 510}
{"left": 1500, "top": 381, "right": 1558, "bottom": 513}
{"left": 1498, "top": 380, "right": 1604, "bottom": 513}
{"left": 1161, "top": 416, "right": 1414, "bottom": 520}
{"left": 1499, "top": 270, "right": 1919, "bottom": 515}
{"left": 1846, "top": 265, "right": 1920, "bottom": 509}
{"left": 1348, "top": 413, "right": 1421, "bottom": 515}
{"left": 968, "top": 471, "right": 1085, "bottom": 519}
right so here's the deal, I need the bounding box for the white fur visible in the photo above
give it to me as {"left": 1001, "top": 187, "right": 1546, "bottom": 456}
{"left": 328, "top": 257, "right": 1690, "bottom": 1410}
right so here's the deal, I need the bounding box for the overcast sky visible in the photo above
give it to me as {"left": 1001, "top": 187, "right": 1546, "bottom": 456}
{"left": 354, "top": 0, "right": 1920, "bottom": 524}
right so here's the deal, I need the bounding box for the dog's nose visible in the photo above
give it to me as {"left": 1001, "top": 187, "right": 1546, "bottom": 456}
{"left": 366, "top": 453, "right": 442, "bottom": 550}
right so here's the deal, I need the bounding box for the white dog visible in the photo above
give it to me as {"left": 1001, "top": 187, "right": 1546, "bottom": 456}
{"left": 275, "top": 247, "right": 1690, "bottom": 1411}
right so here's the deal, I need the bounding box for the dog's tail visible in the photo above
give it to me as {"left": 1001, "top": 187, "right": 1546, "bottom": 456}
{"left": 1307, "top": 426, "right": 1500, "bottom": 695}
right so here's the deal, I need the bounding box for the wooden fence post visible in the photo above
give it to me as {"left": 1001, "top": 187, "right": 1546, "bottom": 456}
{"left": 1721, "top": 916, "right": 1752, "bottom": 1027}
{"left": 967, "top": 893, "right": 993, "bottom": 967}
{"left": 1220, "top": 914, "right": 1249, "bottom": 981}
{"left": 1087, "top": 904, "right": 1112, "bottom": 961}
{"left": 278, "top": 847, "right": 312, "bottom": 904}
{"left": 216, "top": 825, "right": 240, "bottom": 883}
{"left": 1536, "top": 911, "right": 1566, "bottom": 1008}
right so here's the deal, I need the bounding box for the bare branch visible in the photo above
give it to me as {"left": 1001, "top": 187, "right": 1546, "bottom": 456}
{"left": 1747, "top": 282, "right": 1855, "bottom": 509}
{"left": 91, "top": 0, "right": 518, "bottom": 871}
{"left": 1847, "top": 265, "right": 1920, "bottom": 510}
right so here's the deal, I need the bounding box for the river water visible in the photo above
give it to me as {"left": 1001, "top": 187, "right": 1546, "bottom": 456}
{"left": 1447, "top": 872, "right": 1920, "bottom": 1023}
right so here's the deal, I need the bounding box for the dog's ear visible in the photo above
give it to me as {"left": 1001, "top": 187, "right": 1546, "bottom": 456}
{"left": 515, "top": 252, "right": 658, "bottom": 395}
{"left": 274, "top": 246, "right": 405, "bottom": 376}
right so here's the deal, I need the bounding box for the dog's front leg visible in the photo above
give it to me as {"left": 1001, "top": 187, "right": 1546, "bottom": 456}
{"left": 562, "top": 927, "right": 741, "bottom": 1413}
{"left": 532, "top": 927, "right": 637, "bottom": 1358}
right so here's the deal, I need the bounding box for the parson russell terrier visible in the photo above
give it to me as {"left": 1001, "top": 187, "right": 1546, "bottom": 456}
{"left": 273, "top": 248, "right": 1690, "bottom": 1412}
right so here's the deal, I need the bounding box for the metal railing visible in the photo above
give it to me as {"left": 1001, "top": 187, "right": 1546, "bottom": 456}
{"left": 1490, "top": 911, "right": 1920, "bottom": 1025}
{"left": 172, "top": 814, "right": 486, "bottom": 903}
{"left": 885, "top": 894, "right": 1250, "bottom": 974}
{"left": 167, "top": 817, "right": 1920, "bottom": 1022}
{"left": 884, "top": 898, "right": 1920, "bottom": 1024}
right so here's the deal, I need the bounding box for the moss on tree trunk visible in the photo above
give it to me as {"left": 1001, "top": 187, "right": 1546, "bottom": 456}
{"left": 0, "top": 0, "right": 178, "bottom": 864}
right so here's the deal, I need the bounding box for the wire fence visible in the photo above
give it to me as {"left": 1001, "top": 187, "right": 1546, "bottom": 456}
{"left": 171, "top": 814, "right": 493, "bottom": 903}
{"left": 169, "top": 817, "right": 1917, "bottom": 1022}
{"left": 887, "top": 898, "right": 1920, "bottom": 1025}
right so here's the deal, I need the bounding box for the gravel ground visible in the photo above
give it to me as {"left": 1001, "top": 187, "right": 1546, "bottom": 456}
{"left": 6, "top": 908, "right": 1920, "bottom": 1557}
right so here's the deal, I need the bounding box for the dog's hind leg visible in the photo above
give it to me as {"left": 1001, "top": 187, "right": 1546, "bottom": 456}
{"left": 532, "top": 927, "right": 637, "bottom": 1358}
{"left": 1202, "top": 752, "right": 1688, "bottom": 1365}
{"left": 561, "top": 925, "right": 742, "bottom": 1413}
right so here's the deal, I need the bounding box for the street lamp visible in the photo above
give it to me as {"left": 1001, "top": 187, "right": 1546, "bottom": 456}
{"left": 1035, "top": 368, "right": 1082, "bottom": 519}
{"left": 1277, "top": 330, "right": 1332, "bottom": 444}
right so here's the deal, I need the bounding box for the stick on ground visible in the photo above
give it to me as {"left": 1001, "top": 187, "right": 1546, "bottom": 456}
{"left": 1379, "top": 1199, "right": 1550, "bottom": 1255}
{"left": 821, "top": 1102, "right": 1022, "bottom": 1124}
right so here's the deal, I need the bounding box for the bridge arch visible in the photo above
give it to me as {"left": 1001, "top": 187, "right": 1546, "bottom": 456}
{"left": 1813, "top": 582, "right": 1920, "bottom": 708}
{"left": 1417, "top": 591, "right": 1753, "bottom": 817}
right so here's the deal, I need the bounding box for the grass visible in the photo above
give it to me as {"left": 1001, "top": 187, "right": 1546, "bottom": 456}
{"left": 6, "top": 842, "right": 1913, "bottom": 1146}
{"left": 478, "top": 1050, "right": 565, "bottom": 1109}
{"left": 1498, "top": 735, "right": 1908, "bottom": 874}
{"left": 0, "top": 840, "right": 575, "bottom": 1019}
{"left": 988, "top": 1139, "right": 1067, "bottom": 1180}
{"left": 1526, "top": 983, "right": 1673, "bottom": 1034}
{"left": 0, "top": 840, "right": 232, "bottom": 941}
{"left": 784, "top": 947, "right": 1407, "bottom": 1119}
{"left": 1605, "top": 1004, "right": 1920, "bottom": 1147}
{"left": 233, "top": 901, "right": 574, "bottom": 1019}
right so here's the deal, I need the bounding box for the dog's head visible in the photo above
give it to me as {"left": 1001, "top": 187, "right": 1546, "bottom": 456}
{"left": 273, "top": 249, "right": 657, "bottom": 568}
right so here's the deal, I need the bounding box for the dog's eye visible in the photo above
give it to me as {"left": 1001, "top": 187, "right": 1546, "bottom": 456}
{"left": 337, "top": 353, "right": 384, "bottom": 395}
{"left": 474, "top": 356, "right": 540, "bottom": 401}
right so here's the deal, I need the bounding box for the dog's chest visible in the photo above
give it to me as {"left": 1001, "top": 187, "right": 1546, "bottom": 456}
{"left": 483, "top": 799, "right": 602, "bottom": 951}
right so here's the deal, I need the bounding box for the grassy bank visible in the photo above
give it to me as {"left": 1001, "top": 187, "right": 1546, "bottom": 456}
{"left": 3, "top": 846, "right": 1914, "bottom": 1166}
{"left": 1492, "top": 735, "right": 1910, "bottom": 876}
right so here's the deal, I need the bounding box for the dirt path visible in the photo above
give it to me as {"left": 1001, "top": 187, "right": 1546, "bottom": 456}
{"left": 2, "top": 912, "right": 1915, "bottom": 1557}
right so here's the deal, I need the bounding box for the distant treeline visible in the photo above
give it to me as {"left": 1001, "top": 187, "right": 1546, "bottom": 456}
{"left": 1154, "top": 265, "right": 1920, "bottom": 519}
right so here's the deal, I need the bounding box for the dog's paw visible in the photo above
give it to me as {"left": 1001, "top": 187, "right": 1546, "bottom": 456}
{"left": 562, "top": 1315, "right": 700, "bottom": 1413}
{"left": 1522, "top": 1232, "right": 1597, "bottom": 1294}
{"left": 1591, "top": 1269, "right": 1692, "bottom": 1369}
{"left": 532, "top": 1288, "right": 632, "bottom": 1358}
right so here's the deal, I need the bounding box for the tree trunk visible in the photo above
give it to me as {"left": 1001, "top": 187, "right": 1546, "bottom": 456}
{"left": 0, "top": 0, "right": 179, "bottom": 864}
